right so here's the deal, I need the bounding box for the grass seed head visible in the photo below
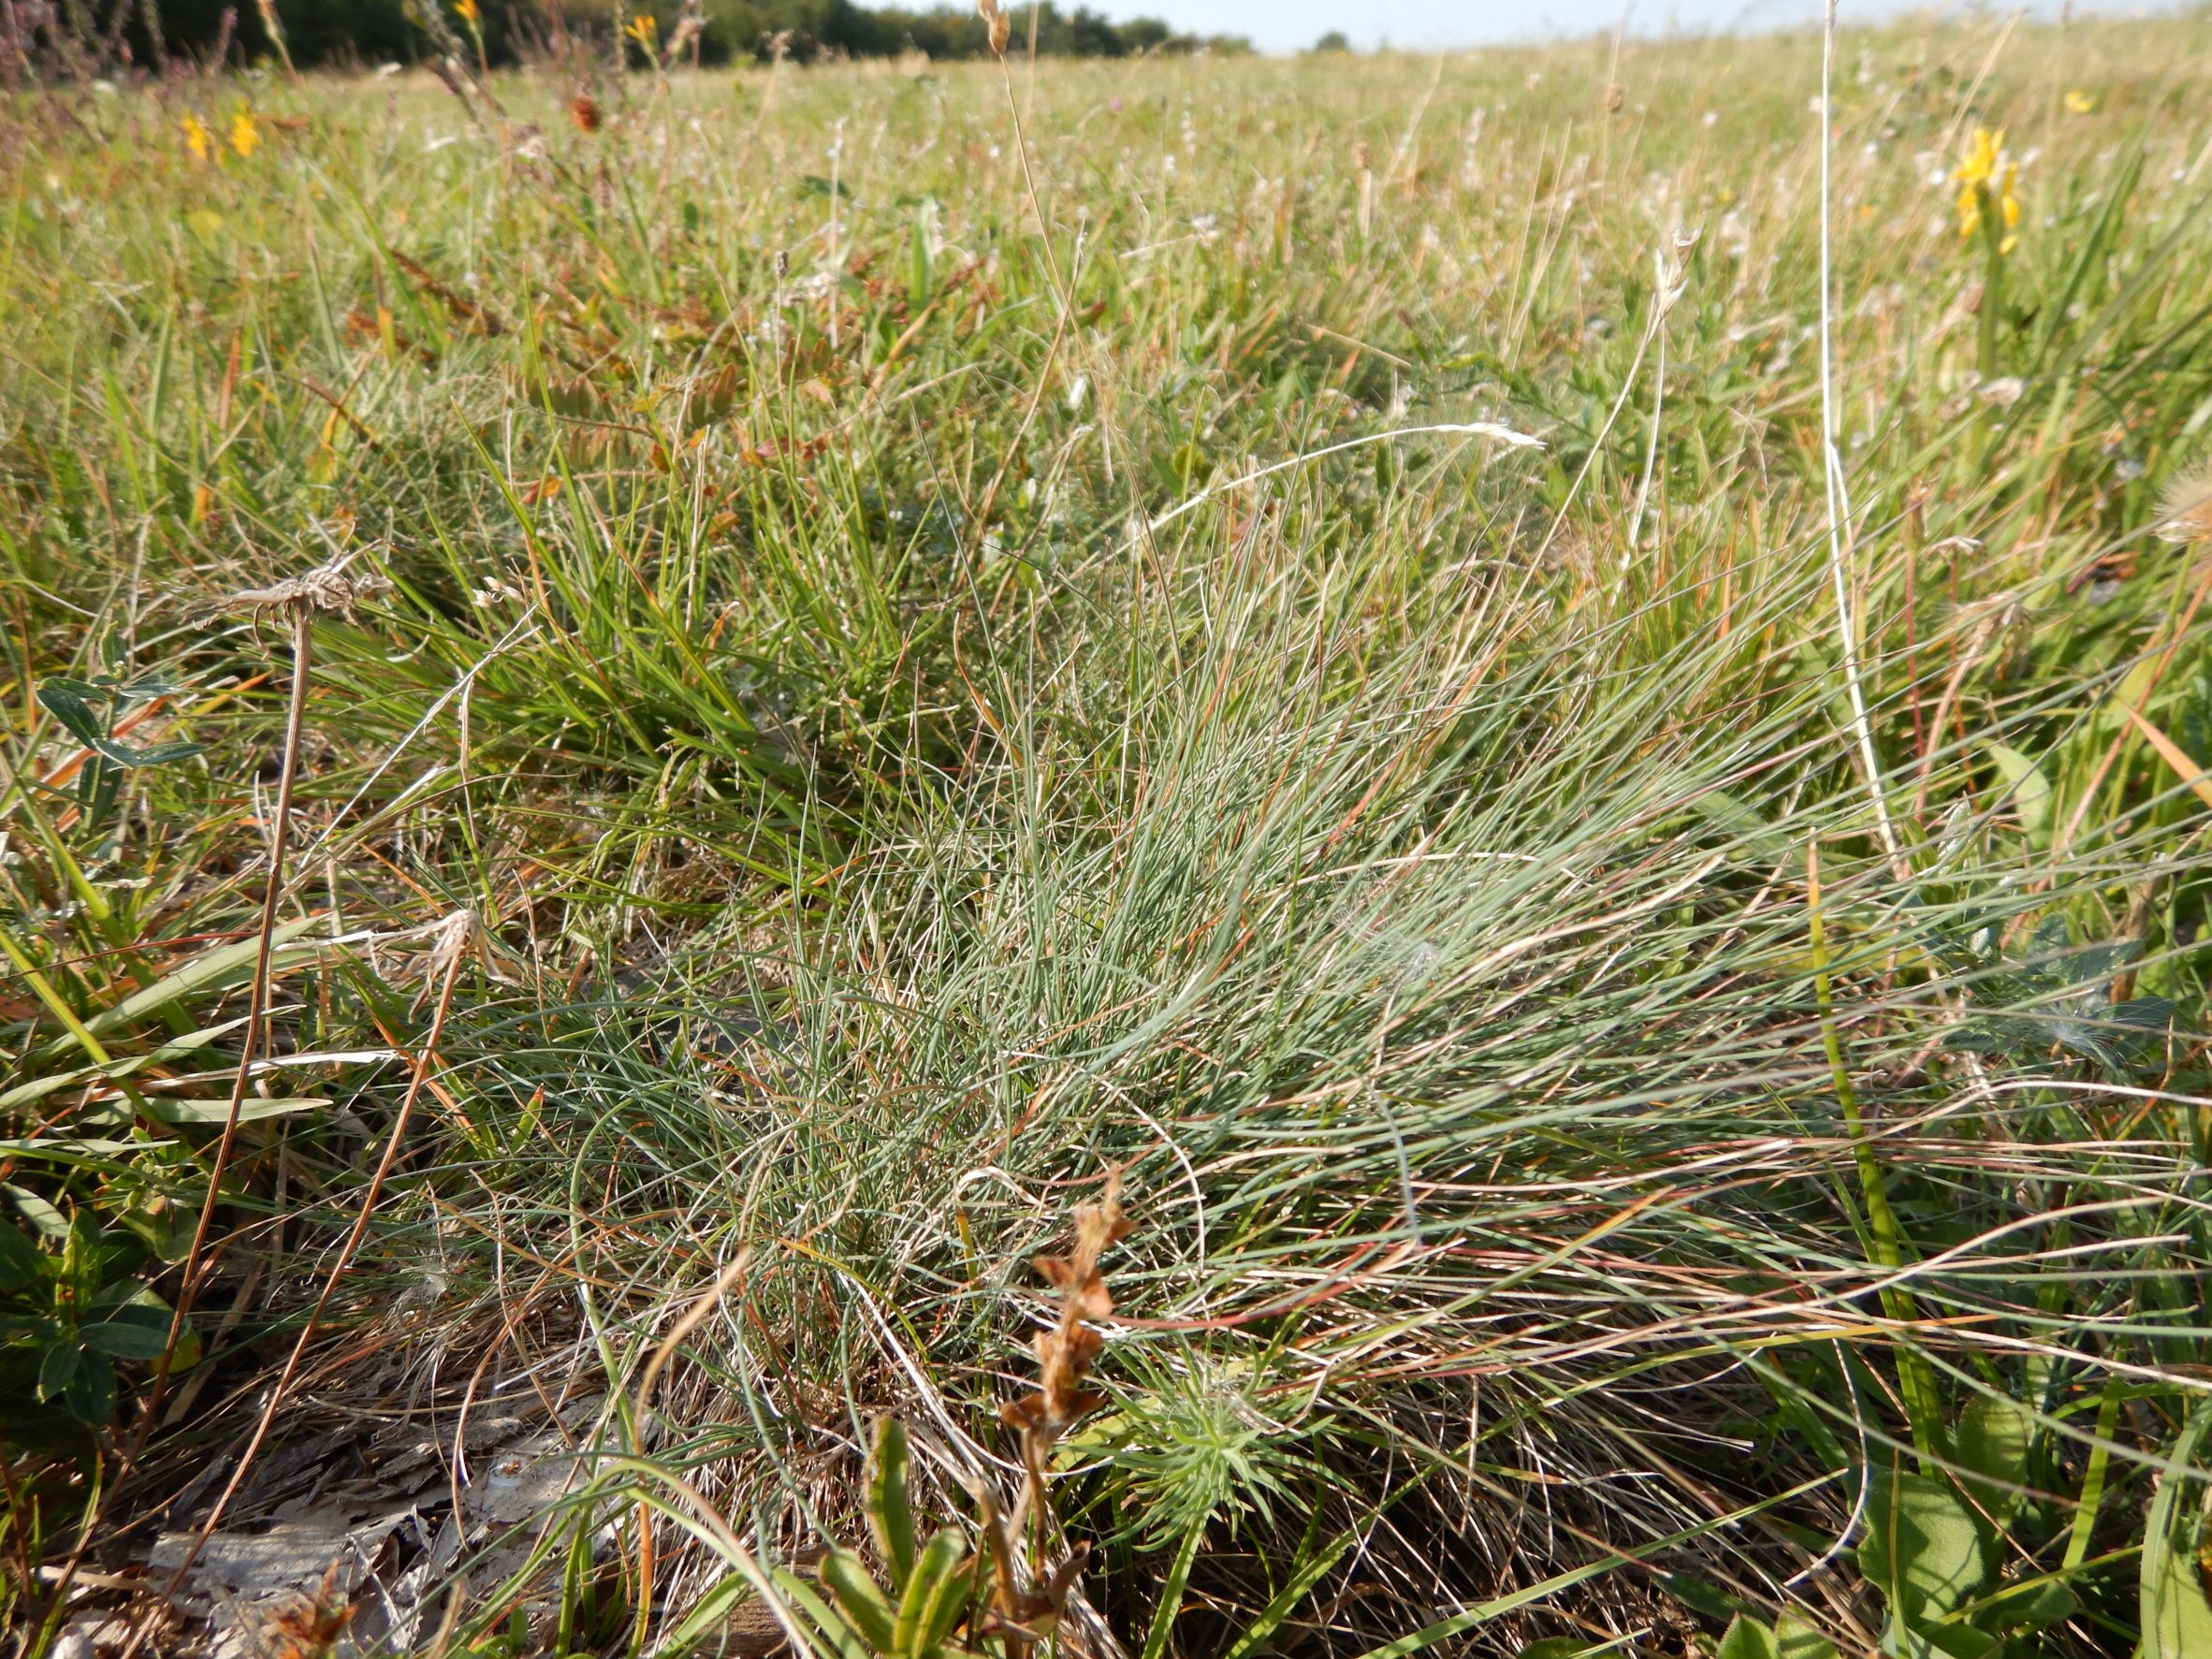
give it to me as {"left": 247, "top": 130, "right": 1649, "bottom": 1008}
{"left": 1656, "top": 224, "right": 1702, "bottom": 314}
{"left": 976, "top": 0, "right": 1011, "bottom": 56}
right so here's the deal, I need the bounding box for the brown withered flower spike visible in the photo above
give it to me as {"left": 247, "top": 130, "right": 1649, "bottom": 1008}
{"left": 1003, "top": 1172, "right": 1130, "bottom": 1441}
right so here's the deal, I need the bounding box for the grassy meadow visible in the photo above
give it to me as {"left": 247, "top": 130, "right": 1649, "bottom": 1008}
{"left": 7, "top": 11, "right": 2212, "bottom": 1655}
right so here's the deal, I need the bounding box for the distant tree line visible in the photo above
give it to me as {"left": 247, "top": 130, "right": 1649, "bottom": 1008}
{"left": 34, "top": 0, "right": 1249, "bottom": 72}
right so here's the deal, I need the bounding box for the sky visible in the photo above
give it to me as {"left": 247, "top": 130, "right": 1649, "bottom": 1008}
{"left": 1096, "top": 0, "right": 2186, "bottom": 56}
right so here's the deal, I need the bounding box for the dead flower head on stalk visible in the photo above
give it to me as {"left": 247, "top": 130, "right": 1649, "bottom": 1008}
{"left": 371, "top": 908, "right": 519, "bottom": 1011}
{"left": 976, "top": 0, "right": 1011, "bottom": 56}
{"left": 222, "top": 547, "right": 391, "bottom": 626}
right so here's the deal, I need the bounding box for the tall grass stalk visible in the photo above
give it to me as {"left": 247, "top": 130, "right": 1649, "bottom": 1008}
{"left": 1817, "top": 0, "right": 1906, "bottom": 881}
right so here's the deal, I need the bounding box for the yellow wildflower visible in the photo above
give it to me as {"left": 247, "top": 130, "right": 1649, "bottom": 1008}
{"left": 456, "top": 0, "right": 479, "bottom": 20}
{"left": 625, "top": 12, "right": 657, "bottom": 46}
{"left": 228, "top": 109, "right": 259, "bottom": 159}
{"left": 1952, "top": 125, "right": 2001, "bottom": 188}
{"left": 2064, "top": 89, "right": 2095, "bottom": 114}
{"left": 181, "top": 112, "right": 214, "bottom": 163}
{"left": 1953, "top": 127, "right": 2021, "bottom": 255}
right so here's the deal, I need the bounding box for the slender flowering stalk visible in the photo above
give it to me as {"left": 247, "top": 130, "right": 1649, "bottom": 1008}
{"left": 254, "top": 0, "right": 298, "bottom": 80}
{"left": 1817, "top": 0, "right": 1908, "bottom": 881}
{"left": 148, "top": 552, "right": 389, "bottom": 1424}
{"left": 77, "top": 557, "right": 384, "bottom": 1659}
{"left": 1955, "top": 126, "right": 2023, "bottom": 375}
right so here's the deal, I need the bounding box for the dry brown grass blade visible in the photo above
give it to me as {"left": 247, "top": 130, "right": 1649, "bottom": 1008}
{"left": 2119, "top": 704, "right": 2212, "bottom": 811}
{"left": 388, "top": 248, "right": 512, "bottom": 339}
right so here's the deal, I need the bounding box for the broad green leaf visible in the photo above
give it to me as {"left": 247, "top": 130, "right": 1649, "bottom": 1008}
{"left": 0, "top": 1224, "right": 42, "bottom": 1290}
{"left": 7, "top": 1186, "right": 69, "bottom": 1240}
{"left": 66, "top": 916, "right": 326, "bottom": 1049}
{"left": 1774, "top": 1612, "right": 1840, "bottom": 1658}
{"left": 36, "top": 682, "right": 108, "bottom": 749}
{"left": 774, "top": 1568, "right": 872, "bottom": 1659}
{"left": 1953, "top": 1395, "right": 2034, "bottom": 1525}
{"left": 0, "top": 1138, "right": 167, "bottom": 1170}
{"left": 1919, "top": 1623, "right": 1999, "bottom": 1658}
{"left": 869, "top": 1415, "right": 918, "bottom": 1589}
{"left": 96, "top": 736, "right": 206, "bottom": 769}
{"left": 918, "top": 1553, "right": 980, "bottom": 1655}
{"left": 1991, "top": 1579, "right": 2076, "bottom": 1633}
{"left": 0, "top": 1068, "right": 120, "bottom": 1114}
{"left": 1715, "top": 1618, "right": 1782, "bottom": 1659}
{"left": 895, "top": 1530, "right": 969, "bottom": 1657}
{"left": 1657, "top": 1573, "right": 1746, "bottom": 1623}
{"left": 80, "top": 1286, "right": 182, "bottom": 1361}
{"left": 1858, "top": 1472, "right": 1988, "bottom": 1623}
{"left": 80, "top": 1315, "right": 171, "bottom": 1361}
{"left": 1721, "top": 1614, "right": 1840, "bottom": 1659}
{"left": 655, "top": 1578, "right": 775, "bottom": 1657}
{"left": 2141, "top": 1406, "right": 2212, "bottom": 1659}
{"left": 65, "top": 1347, "right": 115, "bottom": 1424}
{"left": 1986, "top": 745, "right": 2052, "bottom": 844}
{"left": 137, "top": 1095, "right": 330, "bottom": 1126}
{"left": 0, "top": 1017, "right": 250, "bottom": 1113}
{"left": 821, "top": 1548, "right": 898, "bottom": 1652}
{"left": 36, "top": 1339, "right": 80, "bottom": 1401}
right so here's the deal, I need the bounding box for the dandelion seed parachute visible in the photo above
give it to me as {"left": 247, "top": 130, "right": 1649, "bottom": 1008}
{"left": 2157, "top": 461, "right": 2212, "bottom": 546}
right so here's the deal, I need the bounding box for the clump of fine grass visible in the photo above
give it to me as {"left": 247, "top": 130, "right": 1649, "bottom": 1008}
{"left": 4, "top": 13, "right": 2212, "bottom": 1659}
